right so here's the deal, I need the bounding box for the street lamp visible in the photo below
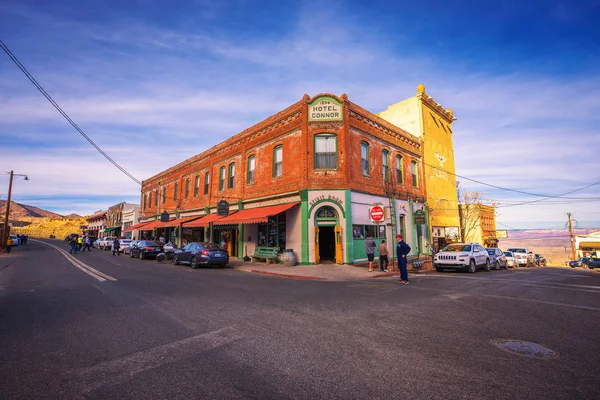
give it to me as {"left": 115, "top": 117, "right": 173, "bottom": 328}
{"left": 1, "top": 170, "right": 29, "bottom": 252}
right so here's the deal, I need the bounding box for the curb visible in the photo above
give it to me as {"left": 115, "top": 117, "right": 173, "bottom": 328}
{"left": 235, "top": 267, "right": 325, "bottom": 281}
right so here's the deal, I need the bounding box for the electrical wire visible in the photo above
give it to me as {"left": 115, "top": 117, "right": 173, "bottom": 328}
{"left": 0, "top": 39, "right": 141, "bottom": 186}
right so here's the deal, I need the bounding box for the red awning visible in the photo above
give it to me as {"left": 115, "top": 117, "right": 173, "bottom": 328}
{"left": 122, "top": 221, "right": 153, "bottom": 233}
{"left": 213, "top": 203, "right": 298, "bottom": 225}
{"left": 138, "top": 220, "right": 163, "bottom": 231}
{"left": 182, "top": 214, "right": 224, "bottom": 228}
{"left": 158, "top": 216, "right": 202, "bottom": 228}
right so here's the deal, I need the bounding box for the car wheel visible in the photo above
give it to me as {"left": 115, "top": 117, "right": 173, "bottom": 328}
{"left": 484, "top": 259, "right": 491, "bottom": 272}
{"left": 190, "top": 256, "right": 198, "bottom": 269}
{"left": 172, "top": 255, "right": 179, "bottom": 265}
{"left": 469, "top": 259, "right": 477, "bottom": 273}
{"left": 130, "top": 251, "right": 134, "bottom": 258}
{"left": 139, "top": 251, "right": 144, "bottom": 260}
{"left": 495, "top": 261, "right": 500, "bottom": 270}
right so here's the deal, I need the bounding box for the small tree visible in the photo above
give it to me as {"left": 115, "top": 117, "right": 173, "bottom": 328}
{"left": 458, "top": 189, "right": 498, "bottom": 243}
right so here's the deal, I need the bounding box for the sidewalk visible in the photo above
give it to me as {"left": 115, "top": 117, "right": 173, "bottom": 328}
{"left": 227, "top": 258, "right": 431, "bottom": 281}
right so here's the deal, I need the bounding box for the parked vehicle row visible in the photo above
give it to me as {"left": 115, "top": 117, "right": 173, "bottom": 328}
{"left": 569, "top": 257, "right": 599, "bottom": 269}
{"left": 434, "top": 243, "right": 544, "bottom": 273}
{"left": 124, "top": 240, "right": 229, "bottom": 268}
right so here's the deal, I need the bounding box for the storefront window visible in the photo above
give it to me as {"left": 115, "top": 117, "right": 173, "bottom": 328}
{"left": 353, "top": 224, "right": 383, "bottom": 239}
{"left": 258, "top": 212, "right": 286, "bottom": 250}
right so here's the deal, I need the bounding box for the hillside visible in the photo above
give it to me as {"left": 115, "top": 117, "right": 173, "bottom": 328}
{"left": 0, "top": 200, "right": 63, "bottom": 219}
{"left": 11, "top": 217, "right": 89, "bottom": 239}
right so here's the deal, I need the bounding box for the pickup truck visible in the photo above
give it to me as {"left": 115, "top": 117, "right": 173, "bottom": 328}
{"left": 97, "top": 237, "right": 116, "bottom": 251}
{"left": 506, "top": 247, "right": 536, "bottom": 267}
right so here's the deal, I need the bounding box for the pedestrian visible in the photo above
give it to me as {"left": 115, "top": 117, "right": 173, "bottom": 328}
{"left": 5, "top": 236, "right": 12, "bottom": 253}
{"left": 82, "top": 236, "right": 92, "bottom": 252}
{"left": 24, "top": 235, "right": 28, "bottom": 245}
{"left": 77, "top": 235, "right": 83, "bottom": 250}
{"left": 365, "top": 234, "right": 376, "bottom": 272}
{"left": 379, "top": 239, "right": 389, "bottom": 272}
{"left": 396, "top": 234, "right": 412, "bottom": 284}
{"left": 159, "top": 235, "right": 165, "bottom": 244}
{"left": 69, "top": 235, "right": 77, "bottom": 255}
{"left": 112, "top": 237, "right": 121, "bottom": 256}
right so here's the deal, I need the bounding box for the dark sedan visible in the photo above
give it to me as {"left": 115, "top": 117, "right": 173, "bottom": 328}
{"left": 569, "top": 258, "right": 585, "bottom": 268}
{"left": 172, "top": 242, "right": 229, "bottom": 268}
{"left": 129, "top": 240, "right": 163, "bottom": 260}
{"left": 486, "top": 248, "right": 508, "bottom": 270}
{"left": 582, "top": 257, "right": 600, "bottom": 269}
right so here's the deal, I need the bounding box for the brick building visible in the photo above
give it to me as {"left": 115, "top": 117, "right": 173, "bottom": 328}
{"left": 86, "top": 210, "right": 106, "bottom": 238}
{"left": 137, "top": 93, "right": 429, "bottom": 265}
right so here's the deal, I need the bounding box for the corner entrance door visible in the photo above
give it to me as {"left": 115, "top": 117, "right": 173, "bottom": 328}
{"left": 335, "top": 226, "right": 343, "bottom": 264}
{"left": 317, "top": 226, "right": 336, "bottom": 263}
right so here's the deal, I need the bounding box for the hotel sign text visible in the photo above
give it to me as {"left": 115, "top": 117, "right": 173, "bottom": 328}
{"left": 308, "top": 96, "right": 343, "bottom": 122}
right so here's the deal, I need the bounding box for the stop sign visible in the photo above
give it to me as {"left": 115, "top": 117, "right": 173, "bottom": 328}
{"left": 370, "top": 205, "right": 385, "bottom": 222}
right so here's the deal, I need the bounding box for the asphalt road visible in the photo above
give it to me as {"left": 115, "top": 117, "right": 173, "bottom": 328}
{"left": 1, "top": 239, "right": 599, "bottom": 399}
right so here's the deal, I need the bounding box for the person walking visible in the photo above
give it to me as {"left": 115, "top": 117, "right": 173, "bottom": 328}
{"left": 365, "top": 234, "right": 376, "bottom": 272}
{"left": 69, "top": 235, "right": 77, "bottom": 255}
{"left": 77, "top": 235, "right": 83, "bottom": 251}
{"left": 112, "top": 237, "right": 121, "bottom": 256}
{"left": 82, "top": 236, "right": 92, "bottom": 252}
{"left": 379, "top": 240, "right": 389, "bottom": 272}
{"left": 396, "top": 234, "right": 411, "bottom": 284}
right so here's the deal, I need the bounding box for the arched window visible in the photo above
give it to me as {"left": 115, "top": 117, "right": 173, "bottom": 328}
{"left": 273, "top": 145, "right": 283, "bottom": 177}
{"left": 194, "top": 175, "right": 200, "bottom": 197}
{"left": 382, "top": 150, "right": 390, "bottom": 181}
{"left": 314, "top": 134, "right": 337, "bottom": 169}
{"left": 411, "top": 161, "right": 419, "bottom": 187}
{"left": 148, "top": 192, "right": 152, "bottom": 208}
{"left": 316, "top": 206, "right": 337, "bottom": 218}
{"left": 228, "top": 163, "right": 235, "bottom": 189}
{"left": 204, "top": 172, "right": 210, "bottom": 195}
{"left": 396, "top": 155, "right": 403, "bottom": 184}
{"left": 247, "top": 156, "right": 255, "bottom": 184}
{"left": 162, "top": 187, "right": 167, "bottom": 204}
{"left": 219, "top": 166, "right": 226, "bottom": 191}
{"left": 144, "top": 194, "right": 147, "bottom": 209}
{"left": 361, "top": 142, "right": 370, "bottom": 175}
{"left": 155, "top": 190, "right": 158, "bottom": 206}
{"left": 185, "top": 178, "right": 190, "bottom": 199}
{"left": 174, "top": 182, "right": 178, "bottom": 200}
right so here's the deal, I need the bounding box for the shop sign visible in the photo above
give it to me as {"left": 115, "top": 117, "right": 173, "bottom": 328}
{"left": 160, "top": 211, "right": 170, "bottom": 222}
{"left": 432, "top": 226, "right": 445, "bottom": 238}
{"left": 369, "top": 205, "right": 385, "bottom": 222}
{"left": 308, "top": 96, "right": 343, "bottom": 122}
{"left": 414, "top": 210, "right": 426, "bottom": 225}
{"left": 216, "top": 200, "right": 230, "bottom": 217}
{"left": 309, "top": 194, "right": 344, "bottom": 208}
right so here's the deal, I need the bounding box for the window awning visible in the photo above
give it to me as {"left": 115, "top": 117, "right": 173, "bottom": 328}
{"left": 122, "top": 221, "right": 153, "bottom": 233}
{"left": 182, "top": 214, "right": 224, "bottom": 228}
{"left": 158, "top": 216, "right": 202, "bottom": 228}
{"left": 103, "top": 226, "right": 119, "bottom": 233}
{"left": 138, "top": 220, "right": 163, "bottom": 231}
{"left": 579, "top": 242, "right": 600, "bottom": 249}
{"left": 213, "top": 202, "right": 298, "bottom": 225}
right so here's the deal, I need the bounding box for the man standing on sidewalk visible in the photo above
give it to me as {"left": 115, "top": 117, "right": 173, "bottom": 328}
{"left": 396, "top": 234, "right": 411, "bottom": 284}
{"left": 379, "top": 240, "right": 389, "bottom": 272}
{"left": 365, "top": 234, "right": 376, "bottom": 272}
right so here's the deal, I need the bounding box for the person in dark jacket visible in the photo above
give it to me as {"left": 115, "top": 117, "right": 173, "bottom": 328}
{"left": 365, "top": 234, "right": 376, "bottom": 272}
{"left": 396, "top": 234, "right": 411, "bottom": 284}
{"left": 112, "top": 237, "right": 121, "bottom": 256}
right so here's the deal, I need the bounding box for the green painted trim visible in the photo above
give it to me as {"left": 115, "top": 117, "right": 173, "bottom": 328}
{"left": 409, "top": 200, "right": 417, "bottom": 255}
{"left": 307, "top": 96, "right": 344, "bottom": 122}
{"left": 300, "top": 189, "right": 309, "bottom": 264}
{"left": 237, "top": 224, "right": 244, "bottom": 259}
{"left": 313, "top": 134, "right": 339, "bottom": 170}
{"left": 308, "top": 198, "right": 346, "bottom": 218}
{"left": 344, "top": 189, "right": 353, "bottom": 264}
{"left": 423, "top": 202, "right": 432, "bottom": 255}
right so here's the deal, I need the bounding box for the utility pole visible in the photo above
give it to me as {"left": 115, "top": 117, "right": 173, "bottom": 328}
{"left": 1, "top": 171, "right": 14, "bottom": 252}
{"left": 567, "top": 212, "right": 576, "bottom": 261}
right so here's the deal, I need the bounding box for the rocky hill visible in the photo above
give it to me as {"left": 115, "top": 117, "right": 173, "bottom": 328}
{"left": 0, "top": 200, "right": 63, "bottom": 219}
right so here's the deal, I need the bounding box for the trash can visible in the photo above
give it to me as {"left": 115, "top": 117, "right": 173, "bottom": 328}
{"left": 279, "top": 249, "right": 297, "bottom": 266}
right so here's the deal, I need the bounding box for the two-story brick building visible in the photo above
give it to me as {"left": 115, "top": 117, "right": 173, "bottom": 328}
{"left": 138, "top": 93, "right": 429, "bottom": 265}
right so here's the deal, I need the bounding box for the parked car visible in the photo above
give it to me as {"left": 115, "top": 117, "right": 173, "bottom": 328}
{"left": 503, "top": 251, "right": 517, "bottom": 268}
{"left": 97, "top": 237, "right": 116, "bottom": 250}
{"left": 129, "top": 240, "right": 163, "bottom": 259}
{"left": 569, "top": 258, "right": 585, "bottom": 268}
{"left": 9, "top": 235, "right": 20, "bottom": 246}
{"left": 486, "top": 248, "right": 508, "bottom": 270}
{"left": 535, "top": 254, "right": 547, "bottom": 267}
{"left": 118, "top": 239, "right": 132, "bottom": 253}
{"left": 433, "top": 243, "right": 491, "bottom": 273}
{"left": 87, "top": 236, "right": 98, "bottom": 247}
{"left": 172, "top": 242, "right": 229, "bottom": 269}
{"left": 506, "top": 248, "right": 536, "bottom": 267}
{"left": 582, "top": 257, "right": 600, "bottom": 269}
{"left": 123, "top": 240, "right": 138, "bottom": 255}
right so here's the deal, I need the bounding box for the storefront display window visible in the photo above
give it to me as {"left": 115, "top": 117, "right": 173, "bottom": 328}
{"left": 258, "top": 212, "right": 286, "bottom": 250}
{"left": 353, "top": 224, "right": 384, "bottom": 239}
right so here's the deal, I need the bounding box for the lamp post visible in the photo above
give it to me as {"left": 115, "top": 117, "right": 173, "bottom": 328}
{"left": 1, "top": 170, "right": 29, "bottom": 252}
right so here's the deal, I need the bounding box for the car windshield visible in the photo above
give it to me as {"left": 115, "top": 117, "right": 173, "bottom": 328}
{"left": 441, "top": 244, "right": 471, "bottom": 252}
{"left": 507, "top": 248, "right": 526, "bottom": 253}
{"left": 504, "top": 251, "right": 513, "bottom": 256}
{"left": 486, "top": 249, "right": 495, "bottom": 255}
{"left": 143, "top": 241, "right": 162, "bottom": 247}
{"left": 200, "top": 242, "right": 224, "bottom": 250}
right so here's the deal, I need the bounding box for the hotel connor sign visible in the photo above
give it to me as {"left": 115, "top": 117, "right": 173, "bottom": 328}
{"left": 308, "top": 96, "right": 343, "bottom": 122}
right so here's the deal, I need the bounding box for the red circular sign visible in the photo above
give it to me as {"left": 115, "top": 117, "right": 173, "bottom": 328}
{"left": 370, "top": 205, "right": 385, "bottom": 222}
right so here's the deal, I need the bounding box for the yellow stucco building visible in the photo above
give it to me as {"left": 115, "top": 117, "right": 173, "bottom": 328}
{"left": 459, "top": 203, "right": 498, "bottom": 247}
{"left": 378, "top": 84, "right": 461, "bottom": 251}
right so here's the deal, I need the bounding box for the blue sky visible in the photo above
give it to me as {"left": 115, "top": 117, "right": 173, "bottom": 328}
{"left": 1, "top": 0, "right": 599, "bottom": 229}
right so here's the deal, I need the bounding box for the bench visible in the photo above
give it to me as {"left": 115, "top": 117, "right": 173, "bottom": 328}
{"left": 251, "top": 247, "right": 279, "bottom": 264}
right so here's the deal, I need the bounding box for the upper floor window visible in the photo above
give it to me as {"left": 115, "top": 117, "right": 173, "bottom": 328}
{"left": 148, "top": 192, "right": 152, "bottom": 208}
{"left": 185, "top": 178, "right": 190, "bottom": 199}
{"left": 228, "top": 163, "right": 235, "bottom": 189}
{"left": 314, "top": 134, "right": 337, "bottom": 169}
{"left": 411, "top": 161, "right": 419, "bottom": 187}
{"left": 247, "top": 156, "right": 255, "bottom": 184}
{"left": 273, "top": 145, "right": 282, "bottom": 178}
{"left": 162, "top": 187, "right": 166, "bottom": 204}
{"left": 194, "top": 175, "right": 199, "bottom": 197}
{"left": 143, "top": 194, "right": 147, "bottom": 210}
{"left": 219, "top": 167, "right": 226, "bottom": 191}
{"left": 174, "top": 182, "right": 178, "bottom": 200}
{"left": 382, "top": 150, "right": 390, "bottom": 181}
{"left": 396, "top": 155, "right": 403, "bottom": 184}
{"left": 204, "top": 172, "right": 210, "bottom": 195}
{"left": 361, "top": 142, "right": 370, "bottom": 175}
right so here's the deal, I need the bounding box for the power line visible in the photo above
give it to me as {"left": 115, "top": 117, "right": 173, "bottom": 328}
{"left": 0, "top": 39, "right": 141, "bottom": 186}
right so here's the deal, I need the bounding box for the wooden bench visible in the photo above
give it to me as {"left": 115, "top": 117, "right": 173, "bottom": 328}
{"left": 251, "top": 247, "right": 279, "bottom": 264}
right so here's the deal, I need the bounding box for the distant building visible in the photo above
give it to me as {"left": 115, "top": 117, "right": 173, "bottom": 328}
{"left": 86, "top": 210, "right": 106, "bottom": 238}
{"left": 121, "top": 204, "right": 141, "bottom": 239}
{"left": 105, "top": 202, "right": 138, "bottom": 237}
{"left": 575, "top": 231, "right": 600, "bottom": 258}
{"left": 459, "top": 203, "right": 498, "bottom": 247}
{"left": 378, "top": 84, "right": 461, "bottom": 251}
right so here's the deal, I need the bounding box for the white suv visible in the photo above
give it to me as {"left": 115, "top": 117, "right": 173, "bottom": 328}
{"left": 434, "top": 243, "right": 491, "bottom": 273}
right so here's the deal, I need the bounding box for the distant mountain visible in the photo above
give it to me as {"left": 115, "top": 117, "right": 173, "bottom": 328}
{"left": 64, "top": 213, "right": 83, "bottom": 219}
{"left": 0, "top": 200, "right": 64, "bottom": 219}
{"left": 508, "top": 228, "right": 599, "bottom": 239}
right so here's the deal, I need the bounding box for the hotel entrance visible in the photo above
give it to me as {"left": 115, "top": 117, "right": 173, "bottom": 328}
{"left": 314, "top": 206, "right": 343, "bottom": 264}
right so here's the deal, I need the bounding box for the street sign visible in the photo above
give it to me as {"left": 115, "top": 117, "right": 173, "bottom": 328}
{"left": 369, "top": 205, "right": 385, "bottom": 222}
{"left": 414, "top": 210, "right": 426, "bottom": 225}
{"left": 217, "top": 200, "right": 230, "bottom": 217}
{"left": 160, "top": 211, "right": 170, "bottom": 222}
